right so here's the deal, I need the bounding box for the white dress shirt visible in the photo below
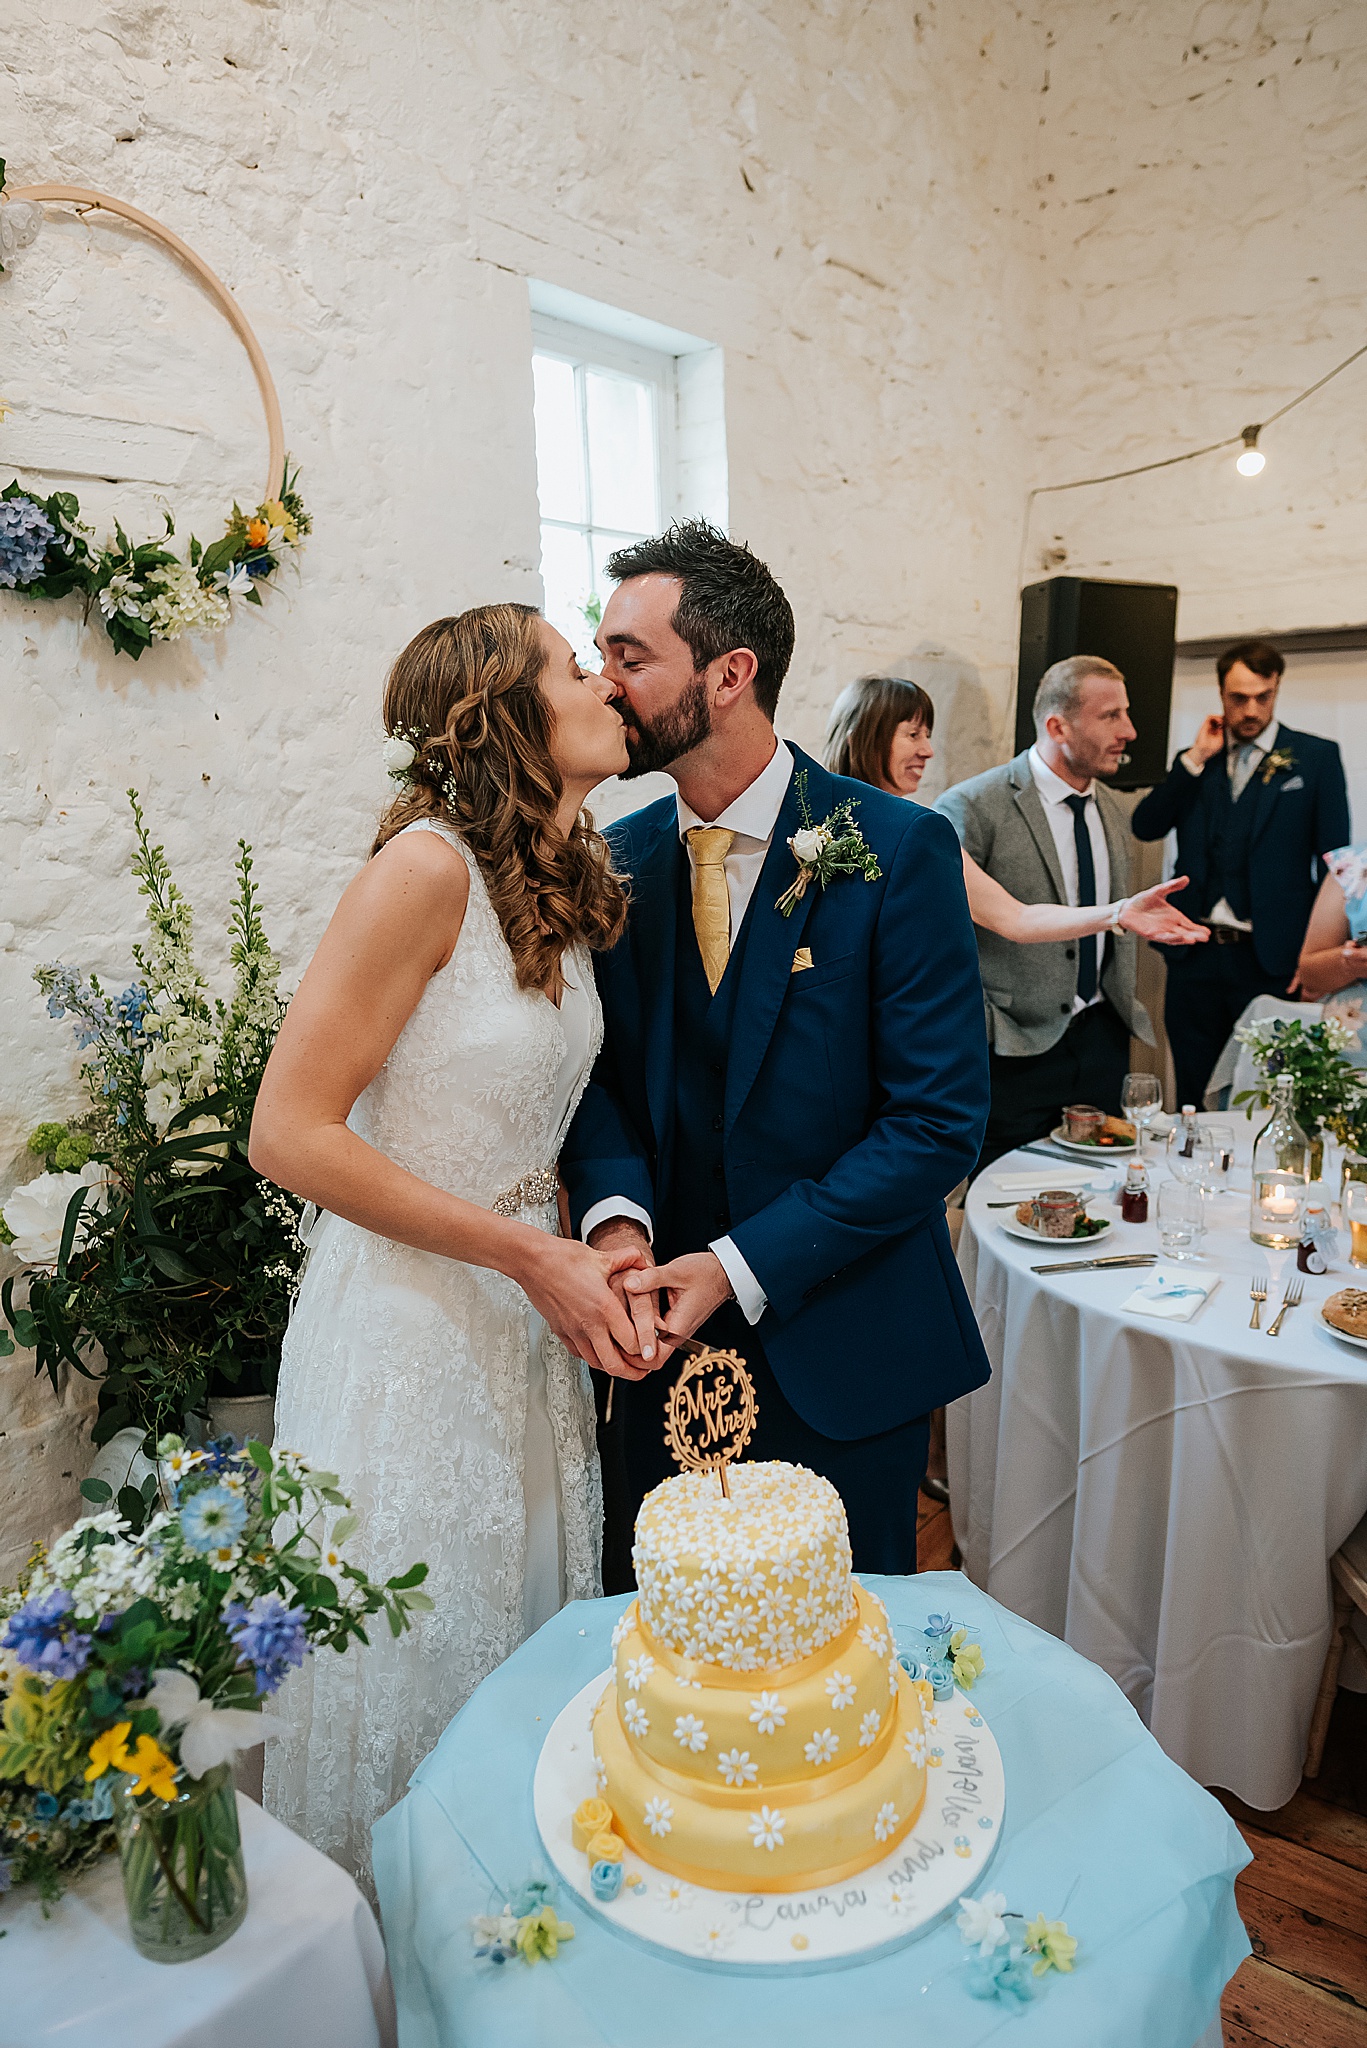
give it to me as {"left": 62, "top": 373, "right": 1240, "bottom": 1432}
{"left": 580, "top": 740, "right": 795, "bottom": 1326}
{"left": 1027, "top": 745, "right": 1112, "bottom": 1014}
{"left": 1180, "top": 720, "right": 1279, "bottom": 931}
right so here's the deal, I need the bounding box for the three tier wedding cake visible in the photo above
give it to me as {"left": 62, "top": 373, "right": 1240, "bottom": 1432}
{"left": 591, "top": 1461, "right": 927, "bottom": 1892}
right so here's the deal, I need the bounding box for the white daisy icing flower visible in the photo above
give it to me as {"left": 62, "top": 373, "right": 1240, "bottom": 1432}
{"left": 873, "top": 1802, "right": 900, "bottom": 1842}
{"left": 674, "top": 1714, "right": 708, "bottom": 1753}
{"left": 804, "top": 1727, "right": 839, "bottom": 1766}
{"left": 642, "top": 1796, "right": 674, "bottom": 1838}
{"left": 825, "top": 1670, "right": 856, "bottom": 1710}
{"left": 695, "top": 1916, "right": 735, "bottom": 1956}
{"left": 623, "top": 1699, "right": 649, "bottom": 1737}
{"left": 594, "top": 1752, "right": 609, "bottom": 1791}
{"left": 749, "top": 1691, "right": 786, "bottom": 1734}
{"left": 884, "top": 1878, "right": 916, "bottom": 1916}
{"left": 717, "top": 1747, "right": 758, "bottom": 1786}
{"left": 772, "top": 1548, "right": 802, "bottom": 1585}
{"left": 659, "top": 1878, "right": 695, "bottom": 1913}
{"left": 904, "top": 1726, "right": 928, "bottom": 1766}
{"left": 625, "top": 1653, "right": 655, "bottom": 1692}
{"left": 611, "top": 1607, "right": 635, "bottom": 1650}
{"left": 859, "top": 1708, "right": 882, "bottom": 1748}
{"left": 748, "top": 1805, "right": 785, "bottom": 1850}
{"left": 858, "top": 1624, "right": 889, "bottom": 1658}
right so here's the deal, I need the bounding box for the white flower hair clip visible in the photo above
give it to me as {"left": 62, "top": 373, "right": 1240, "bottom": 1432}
{"left": 383, "top": 728, "right": 423, "bottom": 784}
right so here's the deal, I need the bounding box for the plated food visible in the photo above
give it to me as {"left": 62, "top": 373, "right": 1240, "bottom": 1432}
{"left": 1320, "top": 1288, "right": 1367, "bottom": 1349}
{"left": 1050, "top": 1114, "right": 1138, "bottom": 1155}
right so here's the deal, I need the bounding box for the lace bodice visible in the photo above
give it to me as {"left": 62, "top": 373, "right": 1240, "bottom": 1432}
{"left": 350, "top": 819, "right": 602, "bottom": 1204}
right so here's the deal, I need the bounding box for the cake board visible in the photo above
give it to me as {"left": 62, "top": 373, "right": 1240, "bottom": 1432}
{"left": 533, "top": 1670, "right": 1006, "bottom": 1973}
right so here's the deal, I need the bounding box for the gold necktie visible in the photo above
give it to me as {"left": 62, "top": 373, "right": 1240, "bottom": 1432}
{"left": 688, "top": 826, "right": 735, "bottom": 996}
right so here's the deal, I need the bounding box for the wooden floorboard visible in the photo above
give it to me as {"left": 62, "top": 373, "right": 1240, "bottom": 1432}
{"left": 1222, "top": 1955, "right": 1367, "bottom": 2048}
{"left": 916, "top": 1490, "right": 957, "bottom": 1573}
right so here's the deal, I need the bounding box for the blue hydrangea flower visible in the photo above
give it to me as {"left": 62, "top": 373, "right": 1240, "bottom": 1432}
{"left": 224, "top": 1592, "right": 308, "bottom": 1694}
{"left": 0, "top": 496, "right": 55, "bottom": 588}
{"left": 2, "top": 1585, "right": 92, "bottom": 1680}
{"left": 179, "top": 1484, "right": 248, "bottom": 1553}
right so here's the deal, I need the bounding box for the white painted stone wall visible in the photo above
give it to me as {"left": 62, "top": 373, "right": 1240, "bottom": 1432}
{"left": 1, "top": 0, "right": 1362, "bottom": 1568}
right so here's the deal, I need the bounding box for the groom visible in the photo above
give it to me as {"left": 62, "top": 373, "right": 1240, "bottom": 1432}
{"left": 561, "top": 521, "right": 991, "bottom": 1575}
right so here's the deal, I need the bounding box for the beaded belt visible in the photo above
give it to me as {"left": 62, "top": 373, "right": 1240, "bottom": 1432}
{"left": 490, "top": 1167, "right": 559, "bottom": 1217}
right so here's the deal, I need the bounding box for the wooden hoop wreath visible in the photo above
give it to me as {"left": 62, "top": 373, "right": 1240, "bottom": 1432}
{"left": 11, "top": 183, "right": 285, "bottom": 502}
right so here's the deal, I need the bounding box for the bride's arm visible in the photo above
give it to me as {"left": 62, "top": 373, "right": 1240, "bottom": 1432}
{"left": 249, "top": 833, "right": 654, "bottom": 1377}
{"left": 960, "top": 850, "right": 1209, "bottom": 946}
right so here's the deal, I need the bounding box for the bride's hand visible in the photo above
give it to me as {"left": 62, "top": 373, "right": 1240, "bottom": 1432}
{"left": 517, "top": 1233, "right": 658, "bottom": 1379}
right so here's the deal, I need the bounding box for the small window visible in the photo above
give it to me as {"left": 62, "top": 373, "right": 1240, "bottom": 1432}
{"left": 531, "top": 315, "right": 674, "bottom": 661}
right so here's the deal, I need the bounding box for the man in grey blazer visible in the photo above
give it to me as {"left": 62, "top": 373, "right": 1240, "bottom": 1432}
{"left": 936, "top": 656, "right": 1155, "bottom": 1174}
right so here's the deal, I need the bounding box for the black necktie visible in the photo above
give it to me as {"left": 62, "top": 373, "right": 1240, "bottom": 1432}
{"left": 1065, "top": 793, "right": 1098, "bottom": 1003}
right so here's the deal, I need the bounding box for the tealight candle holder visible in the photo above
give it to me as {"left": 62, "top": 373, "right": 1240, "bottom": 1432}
{"left": 1250, "top": 1174, "right": 1307, "bottom": 1250}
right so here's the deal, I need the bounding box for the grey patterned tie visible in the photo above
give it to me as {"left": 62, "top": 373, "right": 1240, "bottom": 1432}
{"left": 1229, "top": 742, "right": 1258, "bottom": 801}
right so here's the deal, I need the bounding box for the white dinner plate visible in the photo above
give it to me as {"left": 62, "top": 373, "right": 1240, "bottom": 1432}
{"left": 1318, "top": 1306, "right": 1367, "bottom": 1351}
{"left": 1049, "top": 1124, "right": 1138, "bottom": 1159}
{"left": 998, "top": 1212, "right": 1114, "bottom": 1248}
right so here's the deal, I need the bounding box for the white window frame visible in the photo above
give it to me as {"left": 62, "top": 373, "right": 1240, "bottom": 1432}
{"left": 530, "top": 312, "right": 677, "bottom": 574}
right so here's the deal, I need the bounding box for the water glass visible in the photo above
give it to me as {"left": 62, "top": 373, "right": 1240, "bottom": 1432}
{"left": 1345, "top": 1180, "right": 1367, "bottom": 1270}
{"left": 1194, "top": 1124, "right": 1235, "bottom": 1195}
{"left": 1157, "top": 1179, "right": 1205, "bottom": 1260}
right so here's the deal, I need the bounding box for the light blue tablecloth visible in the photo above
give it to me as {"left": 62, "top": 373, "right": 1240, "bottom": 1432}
{"left": 373, "top": 1571, "right": 1249, "bottom": 2048}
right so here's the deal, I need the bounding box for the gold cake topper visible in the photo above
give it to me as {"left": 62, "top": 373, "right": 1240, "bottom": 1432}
{"left": 663, "top": 1345, "right": 758, "bottom": 1498}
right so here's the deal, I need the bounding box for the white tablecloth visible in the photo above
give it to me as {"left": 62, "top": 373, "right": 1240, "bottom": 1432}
{"left": 949, "top": 1137, "right": 1367, "bottom": 1810}
{"left": 0, "top": 1795, "right": 396, "bottom": 2047}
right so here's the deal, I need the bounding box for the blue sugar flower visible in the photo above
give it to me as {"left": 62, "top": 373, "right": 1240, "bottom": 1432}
{"left": 2, "top": 1586, "right": 92, "bottom": 1681}
{"left": 179, "top": 1484, "right": 248, "bottom": 1554}
{"left": 0, "top": 496, "right": 55, "bottom": 588}
{"left": 225, "top": 1592, "right": 308, "bottom": 1694}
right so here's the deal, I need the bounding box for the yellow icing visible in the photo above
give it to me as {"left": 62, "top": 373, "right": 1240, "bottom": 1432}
{"left": 572, "top": 1796, "right": 614, "bottom": 1851}
{"left": 586, "top": 1828, "right": 623, "bottom": 1864}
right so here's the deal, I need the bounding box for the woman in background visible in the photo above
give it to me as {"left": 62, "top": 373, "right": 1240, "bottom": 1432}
{"left": 825, "top": 672, "right": 1209, "bottom": 948}
{"left": 1292, "top": 844, "right": 1367, "bottom": 1063}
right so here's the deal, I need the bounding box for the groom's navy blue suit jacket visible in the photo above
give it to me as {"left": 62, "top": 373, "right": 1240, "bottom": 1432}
{"left": 561, "top": 746, "right": 992, "bottom": 1440}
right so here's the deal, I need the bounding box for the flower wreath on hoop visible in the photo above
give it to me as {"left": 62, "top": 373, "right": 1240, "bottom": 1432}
{"left": 0, "top": 159, "right": 310, "bottom": 660}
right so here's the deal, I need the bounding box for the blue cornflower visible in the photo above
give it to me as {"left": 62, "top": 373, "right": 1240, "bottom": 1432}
{"left": 179, "top": 1484, "right": 248, "bottom": 1554}
{"left": 224, "top": 1592, "right": 308, "bottom": 1695}
{"left": 34, "top": 1791, "right": 59, "bottom": 1820}
{"left": 2, "top": 1586, "right": 92, "bottom": 1680}
{"left": 62, "top": 1797, "right": 94, "bottom": 1825}
{"left": 197, "top": 1436, "right": 239, "bottom": 1475}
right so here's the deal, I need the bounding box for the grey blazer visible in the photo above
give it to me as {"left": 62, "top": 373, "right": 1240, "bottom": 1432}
{"left": 934, "top": 750, "right": 1155, "bottom": 1058}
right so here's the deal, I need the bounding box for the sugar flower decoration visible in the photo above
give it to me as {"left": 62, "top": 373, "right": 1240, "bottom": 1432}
{"left": 717, "top": 1747, "right": 758, "bottom": 1786}
{"left": 951, "top": 1627, "right": 985, "bottom": 1690}
{"left": 673, "top": 1713, "right": 708, "bottom": 1753}
{"left": 1025, "top": 1913, "right": 1078, "bottom": 1976}
{"left": 642, "top": 1796, "right": 674, "bottom": 1838}
{"left": 804, "top": 1727, "right": 839, "bottom": 1765}
{"left": 825, "top": 1669, "right": 856, "bottom": 1709}
{"left": 748, "top": 1805, "right": 785, "bottom": 1850}
{"left": 957, "top": 1890, "right": 1009, "bottom": 1957}
{"left": 749, "top": 1691, "right": 786, "bottom": 1733}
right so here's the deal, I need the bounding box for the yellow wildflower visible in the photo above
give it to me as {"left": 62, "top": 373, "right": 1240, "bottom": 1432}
{"left": 1025, "top": 1912, "right": 1078, "bottom": 1976}
{"left": 950, "top": 1629, "right": 985, "bottom": 1690}
{"left": 260, "top": 498, "right": 297, "bottom": 541}
{"left": 85, "top": 1720, "right": 134, "bottom": 1780}
{"left": 515, "top": 1904, "right": 575, "bottom": 1962}
{"left": 121, "top": 1733, "right": 180, "bottom": 1802}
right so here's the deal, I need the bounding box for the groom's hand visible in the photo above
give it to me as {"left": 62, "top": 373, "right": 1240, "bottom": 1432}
{"left": 624, "top": 1252, "right": 734, "bottom": 1360}
{"left": 587, "top": 1217, "right": 662, "bottom": 1366}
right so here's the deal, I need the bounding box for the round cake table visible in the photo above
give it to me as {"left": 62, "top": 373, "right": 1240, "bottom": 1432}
{"left": 372, "top": 1571, "right": 1248, "bottom": 2048}
{"left": 950, "top": 1140, "right": 1367, "bottom": 1810}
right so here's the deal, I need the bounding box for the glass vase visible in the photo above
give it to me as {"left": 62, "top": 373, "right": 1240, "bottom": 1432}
{"left": 1250, "top": 1076, "right": 1312, "bottom": 1249}
{"left": 112, "top": 1762, "right": 247, "bottom": 1962}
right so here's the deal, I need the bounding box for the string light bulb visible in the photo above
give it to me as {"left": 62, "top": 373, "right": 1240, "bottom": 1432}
{"left": 1236, "top": 425, "right": 1266, "bottom": 477}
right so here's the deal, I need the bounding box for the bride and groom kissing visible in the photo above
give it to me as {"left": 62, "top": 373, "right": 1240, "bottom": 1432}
{"left": 247, "top": 518, "right": 991, "bottom": 1884}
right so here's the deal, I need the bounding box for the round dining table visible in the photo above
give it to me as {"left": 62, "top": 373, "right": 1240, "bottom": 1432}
{"left": 948, "top": 1130, "right": 1367, "bottom": 1811}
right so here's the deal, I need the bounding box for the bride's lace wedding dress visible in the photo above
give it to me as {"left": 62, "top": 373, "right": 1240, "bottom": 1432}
{"left": 263, "top": 821, "right": 604, "bottom": 1888}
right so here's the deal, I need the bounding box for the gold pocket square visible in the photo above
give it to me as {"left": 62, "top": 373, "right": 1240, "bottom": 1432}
{"left": 791, "top": 947, "right": 815, "bottom": 974}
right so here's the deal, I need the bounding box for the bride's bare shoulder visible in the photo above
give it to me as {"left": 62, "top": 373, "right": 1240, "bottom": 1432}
{"left": 332, "top": 824, "right": 471, "bottom": 971}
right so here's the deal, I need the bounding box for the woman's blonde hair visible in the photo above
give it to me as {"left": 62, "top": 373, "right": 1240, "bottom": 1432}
{"left": 823, "top": 673, "right": 935, "bottom": 789}
{"left": 372, "top": 604, "right": 626, "bottom": 993}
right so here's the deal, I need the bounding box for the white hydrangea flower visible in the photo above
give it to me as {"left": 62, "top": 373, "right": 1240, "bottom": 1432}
{"left": 625, "top": 1654, "right": 655, "bottom": 1692}
{"left": 623, "top": 1700, "right": 649, "bottom": 1738}
{"left": 804, "top": 1727, "right": 839, "bottom": 1766}
{"left": 674, "top": 1714, "right": 708, "bottom": 1753}
{"left": 873, "top": 1802, "right": 900, "bottom": 1842}
{"left": 717, "top": 1747, "right": 758, "bottom": 1786}
{"left": 825, "top": 1670, "right": 856, "bottom": 1710}
{"left": 749, "top": 1692, "right": 786, "bottom": 1734}
{"left": 748, "top": 1805, "right": 785, "bottom": 1850}
{"left": 164, "top": 1578, "right": 201, "bottom": 1622}
{"left": 642, "top": 1796, "right": 673, "bottom": 1838}
{"left": 859, "top": 1709, "right": 882, "bottom": 1748}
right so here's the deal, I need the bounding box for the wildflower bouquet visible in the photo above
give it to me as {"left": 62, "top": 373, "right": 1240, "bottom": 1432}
{"left": 0, "top": 792, "right": 305, "bottom": 1448}
{"left": 0, "top": 1439, "right": 429, "bottom": 1946}
{"left": 1233, "top": 1014, "right": 1367, "bottom": 1151}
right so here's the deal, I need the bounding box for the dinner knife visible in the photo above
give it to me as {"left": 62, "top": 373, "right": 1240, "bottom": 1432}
{"left": 1029, "top": 1252, "right": 1158, "bottom": 1275}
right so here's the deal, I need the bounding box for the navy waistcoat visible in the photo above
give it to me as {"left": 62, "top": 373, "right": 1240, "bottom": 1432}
{"left": 1204, "top": 762, "right": 1259, "bottom": 922}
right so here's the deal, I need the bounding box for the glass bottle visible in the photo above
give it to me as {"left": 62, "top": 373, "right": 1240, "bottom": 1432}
{"left": 1250, "top": 1076, "right": 1311, "bottom": 1249}
{"left": 1177, "top": 1104, "right": 1199, "bottom": 1159}
{"left": 1298, "top": 1202, "right": 1330, "bottom": 1274}
{"left": 1121, "top": 1161, "right": 1149, "bottom": 1223}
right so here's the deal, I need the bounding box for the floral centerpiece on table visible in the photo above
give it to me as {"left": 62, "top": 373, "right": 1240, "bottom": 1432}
{"left": 0, "top": 792, "right": 305, "bottom": 1452}
{"left": 0, "top": 1439, "right": 429, "bottom": 1951}
{"left": 1234, "top": 1015, "right": 1367, "bottom": 1165}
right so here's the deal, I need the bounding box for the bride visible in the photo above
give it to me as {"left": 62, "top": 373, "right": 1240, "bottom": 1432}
{"left": 250, "top": 604, "right": 659, "bottom": 1884}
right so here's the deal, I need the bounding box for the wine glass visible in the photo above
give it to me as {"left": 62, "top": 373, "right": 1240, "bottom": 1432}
{"left": 1121, "top": 1073, "right": 1163, "bottom": 1137}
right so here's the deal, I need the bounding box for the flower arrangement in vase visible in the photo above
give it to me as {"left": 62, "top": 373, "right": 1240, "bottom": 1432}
{"left": 0, "top": 1438, "right": 429, "bottom": 1954}
{"left": 1234, "top": 1014, "right": 1367, "bottom": 1180}
{"left": 0, "top": 793, "right": 305, "bottom": 1459}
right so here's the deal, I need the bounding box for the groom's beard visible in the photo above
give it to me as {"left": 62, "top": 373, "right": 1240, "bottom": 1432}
{"left": 621, "top": 675, "right": 712, "bottom": 779}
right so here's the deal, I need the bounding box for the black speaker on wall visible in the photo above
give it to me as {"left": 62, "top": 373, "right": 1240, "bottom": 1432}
{"left": 1014, "top": 576, "right": 1178, "bottom": 791}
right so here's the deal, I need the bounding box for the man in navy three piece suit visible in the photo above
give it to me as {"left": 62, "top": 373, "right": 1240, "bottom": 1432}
{"left": 1131, "top": 639, "right": 1350, "bottom": 1110}
{"left": 560, "top": 520, "right": 991, "bottom": 1578}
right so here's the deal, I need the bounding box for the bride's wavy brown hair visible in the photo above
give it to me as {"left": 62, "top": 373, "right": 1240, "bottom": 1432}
{"left": 372, "top": 604, "right": 627, "bottom": 993}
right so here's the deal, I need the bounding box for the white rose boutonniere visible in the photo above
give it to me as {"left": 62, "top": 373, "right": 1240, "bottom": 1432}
{"left": 776, "top": 772, "right": 882, "bottom": 917}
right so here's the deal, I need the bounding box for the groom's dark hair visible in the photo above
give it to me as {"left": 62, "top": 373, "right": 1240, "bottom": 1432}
{"left": 605, "top": 519, "right": 796, "bottom": 720}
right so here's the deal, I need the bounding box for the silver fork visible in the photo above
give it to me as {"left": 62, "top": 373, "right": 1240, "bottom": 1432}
{"left": 1248, "top": 1265, "right": 1268, "bottom": 1330}
{"left": 1266, "top": 1274, "right": 1304, "bottom": 1337}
